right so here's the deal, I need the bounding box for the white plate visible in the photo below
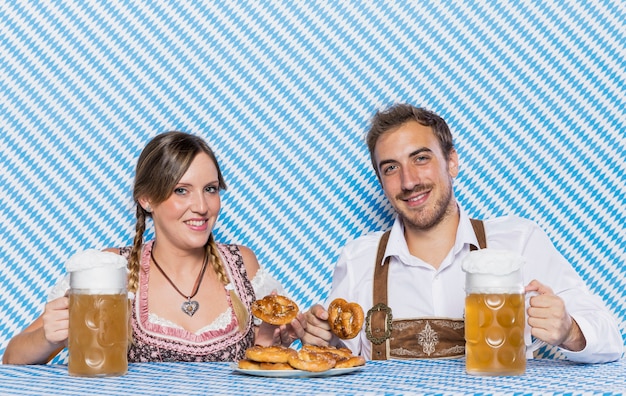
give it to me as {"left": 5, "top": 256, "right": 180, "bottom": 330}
{"left": 232, "top": 363, "right": 364, "bottom": 378}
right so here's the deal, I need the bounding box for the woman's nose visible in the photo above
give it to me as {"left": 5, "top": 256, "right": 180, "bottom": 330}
{"left": 191, "top": 191, "right": 208, "bottom": 213}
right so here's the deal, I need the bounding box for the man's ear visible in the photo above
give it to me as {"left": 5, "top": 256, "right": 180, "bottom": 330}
{"left": 448, "top": 148, "right": 459, "bottom": 177}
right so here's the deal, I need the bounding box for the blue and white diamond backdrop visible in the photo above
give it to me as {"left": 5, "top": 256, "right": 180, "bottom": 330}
{"left": 0, "top": 0, "right": 624, "bottom": 363}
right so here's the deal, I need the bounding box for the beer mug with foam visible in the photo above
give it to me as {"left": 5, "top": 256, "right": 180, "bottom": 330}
{"left": 67, "top": 250, "right": 128, "bottom": 377}
{"left": 462, "top": 249, "right": 527, "bottom": 376}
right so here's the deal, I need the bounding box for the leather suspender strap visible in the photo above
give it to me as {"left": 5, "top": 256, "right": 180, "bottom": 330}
{"left": 373, "top": 231, "right": 391, "bottom": 301}
{"left": 367, "top": 219, "right": 486, "bottom": 360}
{"left": 469, "top": 218, "right": 487, "bottom": 251}
{"left": 368, "top": 231, "right": 392, "bottom": 360}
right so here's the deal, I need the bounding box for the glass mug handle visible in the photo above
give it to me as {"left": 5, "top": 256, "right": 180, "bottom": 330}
{"left": 525, "top": 290, "right": 547, "bottom": 353}
{"left": 527, "top": 338, "right": 546, "bottom": 353}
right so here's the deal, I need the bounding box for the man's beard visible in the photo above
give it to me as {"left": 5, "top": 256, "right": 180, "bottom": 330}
{"left": 394, "top": 181, "right": 454, "bottom": 230}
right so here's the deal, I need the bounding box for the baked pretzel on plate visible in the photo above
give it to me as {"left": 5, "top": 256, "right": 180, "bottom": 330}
{"left": 238, "top": 344, "right": 365, "bottom": 372}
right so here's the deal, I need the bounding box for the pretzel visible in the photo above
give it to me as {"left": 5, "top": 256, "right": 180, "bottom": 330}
{"left": 242, "top": 344, "right": 365, "bottom": 372}
{"left": 300, "top": 344, "right": 364, "bottom": 368}
{"left": 334, "top": 355, "right": 366, "bottom": 368}
{"left": 259, "top": 362, "right": 294, "bottom": 370}
{"left": 327, "top": 298, "right": 364, "bottom": 339}
{"left": 245, "top": 345, "right": 297, "bottom": 363}
{"left": 287, "top": 349, "right": 336, "bottom": 372}
{"left": 238, "top": 359, "right": 262, "bottom": 370}
{"left": 301, "top": 344, "right": 353, "bottom": 359}
{"left": 251, "top": 295, "right": 299, "bottom": 325}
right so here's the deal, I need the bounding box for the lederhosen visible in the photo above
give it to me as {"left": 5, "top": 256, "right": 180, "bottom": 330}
{"left": 365, "top": 219, "right": 487, "bottom": 360}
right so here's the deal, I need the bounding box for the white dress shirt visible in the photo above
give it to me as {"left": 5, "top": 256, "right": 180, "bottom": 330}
{"left": 327, "top": 206, "right": 623, "bottom": 363}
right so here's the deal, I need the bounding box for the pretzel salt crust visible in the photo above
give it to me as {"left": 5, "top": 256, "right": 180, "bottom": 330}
{"left": 288, "top": 350, "right": 336, "bottom": 372}
{"left": 251, "top": 295, "right": 299, "bottom": 325}
{"left": 301, "top": 345, "right": 365, "bottom": 368}
{"left": 301, "top": 344, "right": 353, "bottom": 358}
{"left": 327, "top": 298, "right": 364, "bottom": 339}
{"left": 245, "top": 345, "right": 297, "bottom": 363}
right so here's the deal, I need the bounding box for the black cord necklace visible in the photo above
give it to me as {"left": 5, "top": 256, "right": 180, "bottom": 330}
{"left": 150, "top": 246, "right": 209, "bottom": 317}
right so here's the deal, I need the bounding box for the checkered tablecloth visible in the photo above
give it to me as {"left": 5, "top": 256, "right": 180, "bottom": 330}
{"left": 0, "top": 359, "right": 624, "bottom": 395}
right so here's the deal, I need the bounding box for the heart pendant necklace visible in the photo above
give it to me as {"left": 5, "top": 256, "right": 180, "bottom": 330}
{"left": 150, "top": 245, "right": 209, "bottom": 317}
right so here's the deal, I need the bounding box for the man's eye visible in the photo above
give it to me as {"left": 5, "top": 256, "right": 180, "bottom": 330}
{"left": 382, "top": 165, "right": 397, "bottom": 175}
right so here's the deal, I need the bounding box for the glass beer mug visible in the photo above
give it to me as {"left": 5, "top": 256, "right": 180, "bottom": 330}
{"left": 67, "top": 250, "right": 129, "bottom": 377}
{"left": 462, "top": 249, "right": 538, "bottom": 376}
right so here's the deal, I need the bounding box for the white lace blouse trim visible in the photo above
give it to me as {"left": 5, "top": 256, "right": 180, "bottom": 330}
{"left": 146, "top": 268, "right": 284, "bottom": 333}
{"left": 148, "top": 309, "right": 233, "bottom": 334}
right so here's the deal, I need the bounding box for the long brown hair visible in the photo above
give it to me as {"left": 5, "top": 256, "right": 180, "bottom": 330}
{"left": 128, "top": 131, "right": 248, "bottom": 331}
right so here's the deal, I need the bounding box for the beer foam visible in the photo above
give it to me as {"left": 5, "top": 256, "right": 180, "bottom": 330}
{"left": 67, "top": 249, "right": 128, "bottom": 291}
{"left": 462, "top": 249, "right": 523, "bottom": 275}
{"left": 66, "top": 249, "right": 126, "bottom": 272}
{"left": 462, "top": 249, "right": 524, "bottom": 293}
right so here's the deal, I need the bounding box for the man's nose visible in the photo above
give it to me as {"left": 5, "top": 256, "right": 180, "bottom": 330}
{"left": 400, "top": 166, "right": 421, "bottom": 191}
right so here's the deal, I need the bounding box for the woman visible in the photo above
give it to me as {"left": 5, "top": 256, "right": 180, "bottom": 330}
{"left": 3, "top": 131, "right": 295, "bottom": 364}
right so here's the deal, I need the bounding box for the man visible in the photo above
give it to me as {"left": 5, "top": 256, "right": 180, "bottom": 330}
{"left": 293, "top": 103, "right": 623, "bottom": 363}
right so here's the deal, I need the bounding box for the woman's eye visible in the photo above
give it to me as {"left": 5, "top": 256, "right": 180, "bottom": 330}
{"left": 205, "top": 185, "right": 218, "bottom": 194}
{"left": 174, "top": 187, "right": 187, "bottom": 195}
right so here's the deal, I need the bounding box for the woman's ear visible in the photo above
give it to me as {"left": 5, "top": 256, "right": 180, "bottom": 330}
{"left": 138, "top": 198, "right": 152, "bottom": 213}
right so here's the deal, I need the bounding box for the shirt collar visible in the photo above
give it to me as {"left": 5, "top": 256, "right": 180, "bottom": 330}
{"left": 382, "top": 204, "right": 480, "bottom": 267}
{"left": 384, "top": 216, "right": 409, "bottom": 265}
{"left": 454, "top": 205, "right": 482, "bottom": 255}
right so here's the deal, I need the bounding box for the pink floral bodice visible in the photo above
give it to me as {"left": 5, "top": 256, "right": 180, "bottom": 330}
{"left": 121, "top": 241, "right": 255, "bottom": 362}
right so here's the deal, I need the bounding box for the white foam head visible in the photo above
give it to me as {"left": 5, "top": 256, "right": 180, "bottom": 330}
{"left": 67, "top": 249, "right": 128, "bottom": 291}
{"left": 462, "top": 249, "right": 524, "bottom": 293}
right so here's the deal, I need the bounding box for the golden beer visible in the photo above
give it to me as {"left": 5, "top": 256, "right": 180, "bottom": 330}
{"left": 68, "top": 292, "right": 128, "bottom": 377}
{"left": 465, "top": 293, "right": 525, "bottom": 375}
